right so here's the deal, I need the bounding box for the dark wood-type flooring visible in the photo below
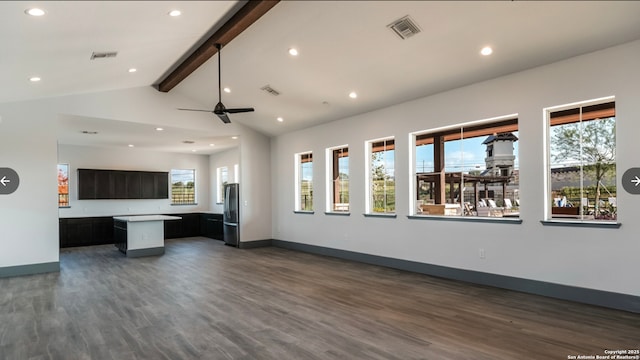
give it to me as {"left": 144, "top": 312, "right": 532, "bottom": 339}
{"left": 1, "top": 237, "right": 638, "bottom": 359}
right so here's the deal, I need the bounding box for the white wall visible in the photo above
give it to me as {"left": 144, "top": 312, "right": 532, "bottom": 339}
{"left": 271, "top": 40, "right": 640, "bottom": 296}
{"left": 208, "top": 147, "right": 239, "bottom": 213}
{"left": 58, "top": 144, "right": 210, "bottom": 217}
{"left": 239, "top": 124, "right": 272, "bottom": 243}
{"left": 0, "top": 103, "right": 59, "bottom": 268}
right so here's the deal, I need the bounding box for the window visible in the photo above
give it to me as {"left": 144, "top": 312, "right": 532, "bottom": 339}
{"left": 367, "top": 138, "right": 395, "bottom": 214}
{"left": 57, "top": 164, "right": 69, "bottom": 207}
{"left": 295, "top": 152, "right": 313, "bottom": 211}
{"left": 170, "top": 169, "right": 196, "bottom": 205}
{"left": 413, "top": 117, "right": 519, "bottom": 218}
{"left": 234, "top": 163, "right": 239, "bottom": 183}
{"left": 217, "top": 167, "right": 228, "bottom": 203}
{"left": 326, "top": 145, "right": 349, "bottom": 212}
{"left": 547, "top": 98, "right": 616, "bottom": 222}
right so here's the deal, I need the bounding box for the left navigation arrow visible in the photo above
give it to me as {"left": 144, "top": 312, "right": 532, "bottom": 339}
{"left": 0, "top": 168, "right": 19, "bottom": 195}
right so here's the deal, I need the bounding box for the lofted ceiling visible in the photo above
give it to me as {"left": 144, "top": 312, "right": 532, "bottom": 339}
{"left": 2, "top": 1, "right": 640, "bottom": 154}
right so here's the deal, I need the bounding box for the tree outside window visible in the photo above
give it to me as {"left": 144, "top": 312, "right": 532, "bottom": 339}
{"left": 548, "top": 100, "right": 616, "bottom": 221}
{"left": 58, "top": 164, "right": 69, "bottom": 207}
{"left": 369, "top": 138, "right": 395, "bottom": 213}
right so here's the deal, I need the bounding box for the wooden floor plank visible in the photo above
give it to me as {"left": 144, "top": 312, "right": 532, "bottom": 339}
{"left": 0, "top": 237, "right": 637, "bottom": 359}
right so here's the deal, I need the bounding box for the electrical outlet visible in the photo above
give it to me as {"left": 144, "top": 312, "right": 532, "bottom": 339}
{"left": 479, "top": 248, "right": 486, "bottom": 259}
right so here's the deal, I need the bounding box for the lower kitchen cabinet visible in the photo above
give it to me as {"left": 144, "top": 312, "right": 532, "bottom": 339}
{"left": 60, "top": 212, "right": 224, "bottom": 248}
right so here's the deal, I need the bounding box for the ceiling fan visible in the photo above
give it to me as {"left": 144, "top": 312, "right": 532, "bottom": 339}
{"left": 178, "top": 43, "right": 254, "bottom": 124}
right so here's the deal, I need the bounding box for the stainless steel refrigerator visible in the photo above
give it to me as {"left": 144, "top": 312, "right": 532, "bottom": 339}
{"left": 223, "top": 183, "right": 240, "bottom": 247}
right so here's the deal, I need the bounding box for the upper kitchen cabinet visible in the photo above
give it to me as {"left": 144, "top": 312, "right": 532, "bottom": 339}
{"left": 78, "top": 169, "right": 168, "bottom": 200}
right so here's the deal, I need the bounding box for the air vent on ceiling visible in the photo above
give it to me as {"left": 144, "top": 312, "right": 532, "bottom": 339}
{"left": 81, "top": 130, "right": 98, "bottom": 135}
{"left": 182, "top": 140, "right": 195, "bottom": 144}
{"left": 387, "top": 15, "right": 421, "bottom": 40}
{"left": 260, "top": 85, "right": 281, "bottom": 96}
{"left": 90, "top": 51, "right": 118, "bottom": 60}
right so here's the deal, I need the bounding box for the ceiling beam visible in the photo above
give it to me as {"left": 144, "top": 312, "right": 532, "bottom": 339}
{"left": 156, "top": 0, "right": 279, "bottom": 93}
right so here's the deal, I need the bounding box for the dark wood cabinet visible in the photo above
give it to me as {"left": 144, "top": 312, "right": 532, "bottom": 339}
{"left": 125, "top": 171, "right": 142, "bottom": 199}
{"left": 78, "top": 169, "right": 168, "bottom": 200}
{"left": 60, "top": 212, "right": 224, "bottom": 248}
{"left": 112, "top": 171, "right": 127, "bottom": 199}
{"left": 78, "top": 169, "right": 96, "bottom": 199}
{"left": 164, "top": 213, "right": 202, "bottom": 239}
{"left": 59, "top": 217, "right": 115, "bottom": 248}
{"left": 95, "top": 170, "right": 112, "bottom": 199}
{"left": 200, "top": 213, "right": 223, "bottom": 240}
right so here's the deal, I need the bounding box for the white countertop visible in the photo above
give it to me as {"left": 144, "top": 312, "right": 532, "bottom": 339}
{"left": 113, "top": 215, "right": 182, "bottom": 222}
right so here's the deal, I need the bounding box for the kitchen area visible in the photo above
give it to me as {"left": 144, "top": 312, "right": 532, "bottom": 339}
{"left": 57, "top": 141, "right": 241, "bottom": 254}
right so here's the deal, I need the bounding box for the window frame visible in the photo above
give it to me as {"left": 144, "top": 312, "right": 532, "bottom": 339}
{"left": 216, "top": 166, "right": 228, "bottom": 204}
{"left": 294, "top": 151, "right": 314, "bottom": 213}
{"left": 325, "top": 145, "right": 350, "bottom": 214}
{"left": 410, "top": 115, "right": 519, "bottom": 219}
{"left": 170, "top": 169, "right": 197, "bottom": 205}
{"left": 365, "top": 137, "right": 396, "bottom": 215}
{"left": 544, "top": 96, "right": 617, "bottom": 225}
{"left": 57, "top": 163, "right": 70, "bottom": 208}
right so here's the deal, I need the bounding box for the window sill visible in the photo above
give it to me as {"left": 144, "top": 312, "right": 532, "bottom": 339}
{"left": 294, "top": 210, "right": 315, "bottom": 215}
{"left": 540, "top": 220, "right": 621, "bottom": 229}
{"left": 363, "top": 213, "right": 397, "bottom": 218}
{"left": 171, "top": 203, "right": 198, "bottom": 206}
{"left": 408, "top": 215, "right": 522, "bottom": 224}
{"left": 325, "top": 211, "right": 350, "bottom": 216}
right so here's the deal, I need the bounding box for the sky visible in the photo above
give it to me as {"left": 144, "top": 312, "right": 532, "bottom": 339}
{"left": 417, "top": 132, "right": 519, "bottom": 173}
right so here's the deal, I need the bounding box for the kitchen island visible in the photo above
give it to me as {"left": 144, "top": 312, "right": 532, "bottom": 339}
{"left": 113, "top": 215, "right": 181, "bottom": 257}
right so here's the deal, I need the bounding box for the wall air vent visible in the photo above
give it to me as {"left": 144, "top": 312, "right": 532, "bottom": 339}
{"left": 260, "top": 85, "right": 281, "bottom": 96}
{"left": 90, "top": 51, "right": 118, "bottom": 60}
{"left": 387, "top": 15, "right": 421, "bottom": 40}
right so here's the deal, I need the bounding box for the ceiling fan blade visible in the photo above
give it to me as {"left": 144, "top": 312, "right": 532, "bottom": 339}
{"left": 226, "top": 107, "right": 255, "bottom": 114}
{"left": 216, "top": 112, "right": 231, "bottom": 124}
{"left": 177, "top": 108, "right": 214, "bottom": 112}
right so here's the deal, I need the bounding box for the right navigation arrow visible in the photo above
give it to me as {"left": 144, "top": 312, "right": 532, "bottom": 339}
{"left": 622, "top": 168, "right": 640, "bottom": 194}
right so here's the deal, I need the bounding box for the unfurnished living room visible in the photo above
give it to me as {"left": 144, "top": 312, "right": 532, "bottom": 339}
{"left": 1, "top": 1, "right": 639, "bottom": 359}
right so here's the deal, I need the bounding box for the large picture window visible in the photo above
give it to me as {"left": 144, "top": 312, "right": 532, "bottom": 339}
{"left": 326, "top": 145, "right": 349, "bottom": 212}
{"left": 171, "top": 169, "right": 196, "bottom": 205}
{"left": 367, "top": 138, "right": 395, "bottom": 214}
{"left": 412, "top": 117, "right": 519, "bottom": 218}
{"left": 547, "top": 98, "right": 616, "bottom": 222}
{"left": 295, "top": 152, "right": 313, "bottom": 211}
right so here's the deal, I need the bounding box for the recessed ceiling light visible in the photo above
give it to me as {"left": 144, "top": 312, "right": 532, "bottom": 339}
{"left": 349, "top": 92, "right": 358, "bottom": 99}
{"left": 29, "top": 76, "right": 41, "bottom": 82}
{"left": 192, "top": 149, "right": 197, "bottom": 152}
{"left": 25, "top": 8, "right": 46, "bottom": 16}
{"left": 480, "top": 46, "right": 493, "bottom": 56}
{"left": 223, "top": 87, "right": 231, "bottom": 93}
{"left": 155, "top": 127, "right": 164, "bottom": 131}
{"left": 168, "top": 10, "right": 181, "bottom": 17}
{"left": 231, "top": 136, "right": 238, "bottom": 140}
{"left": 288, "top": 48, "right": 299, "bottom": 56}
{"left": 209, "top": 143, "right": 215, "bottom": 147}
{"left": 128, "top": 68, "right": 137, "bottom": 73}
{"left": 128, "top": 144, "right": 134, "bottom": 148}
{"left": 277, "top": 117, "right": 284, "bottom": 122}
